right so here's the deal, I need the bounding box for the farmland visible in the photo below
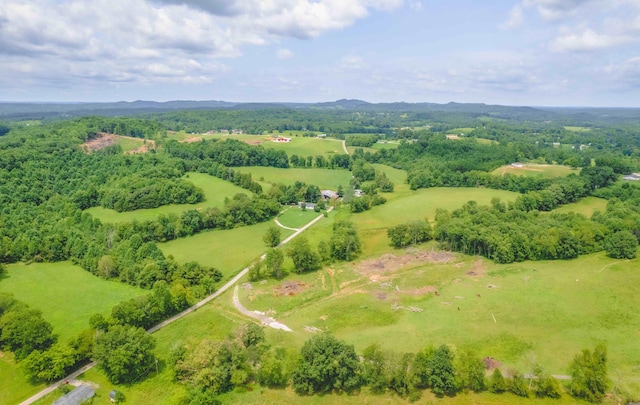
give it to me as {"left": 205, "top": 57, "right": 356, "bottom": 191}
{"left": 236, "top": 166, "right": 352, "bottom": 190}
{"left": 492, "top": 163, "right": 580, "bottom": 179}
{"left": 86, "top": 173, "right": 249, "bottom": 223}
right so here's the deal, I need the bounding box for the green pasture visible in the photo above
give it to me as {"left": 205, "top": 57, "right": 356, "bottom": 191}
{"left": 450, "top": 127, "right": 475, "bottom": 135}
{"left": 262, "top": 137, "right": 344, "bottom": 157}
{"left": 475, "top": 137, "right": 499, "bottom": 145}
{"left": 276, "top": 207, "right": 321, "bottom": 229}
{"left": 237, "top": 167, "right": 351, "bottom": 190}
{"left": 372, "top": 163, "right": 407, "bottom": 185}
{"left": 0, "top": 262, "right": 144, "bottom": 342}
{"left": 552, "top": 196, "right": 608, "bottom": 217}
{"left": 236, "top": 251, "right": 640, "bottom": 399}
{"left": 0, "top": 352, "right": 46, "bottom": 405}
{"left": 86, "top": 173, "right": 249, "bottom": 223}
{"left": 492, "top": 163, "right": 580, "bottom": 179}
{"left": 0, "top": 262, "right": 143, "bottom": 405}
{"left": 159, "top": 221, "right": 295, "bottom": 279}
{"left": 564, "top": 126, "right": 592, "bottom": 132}
{"left": 114, "top": 136, "right": 145, "bottom": 152}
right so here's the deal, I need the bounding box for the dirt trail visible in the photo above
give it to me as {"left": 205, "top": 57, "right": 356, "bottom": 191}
{"left": 233, "top": 286, "right": 292, "bottom": 331}
{"left": 274, "top": 218, "right": 299, "bottom": 231}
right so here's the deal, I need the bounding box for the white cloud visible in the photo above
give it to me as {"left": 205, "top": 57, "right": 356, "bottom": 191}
{"left": 408, "top": 1, "right": 423, "bottom": 11}
{"left": 501, "top": 4, "right": 524, "bottom": 29}
{"left": 335, "top": 55, "right": 367, "bottom": 72}
{"left": 522, "top": 0, "right": 597, "bottom": 20}
{"left": 551, "top": 28, "right": 631, "bottom": 51}
{"left": 0, "top": 0, "right": 402, "bottom": 89}
{"left": 277, "top": 48, "right": 294, "bottom": 59}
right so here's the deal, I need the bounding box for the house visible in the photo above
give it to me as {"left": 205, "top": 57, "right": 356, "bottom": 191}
{"left": 321, "top": 190, "right": 338, "bottom": 199}
{"left": 511, "top": 163, "right": 524, "bottom": 168}
{"left": 317, "top": 133, "right": 327, "bottom": 138}
{"left": 298, "top": 202, "right": 316, "bottom": 210}
{"left": 52, "top": 385, "right": 95, "bottom": 405}
{"left": 272, "top": 137, "right": 291, "bottom": 143}
{"left": 623, "top": 173, "right": 640, "bottom": 181}
{"left": 354, "top": 189, "right": 364, "bottom": 197}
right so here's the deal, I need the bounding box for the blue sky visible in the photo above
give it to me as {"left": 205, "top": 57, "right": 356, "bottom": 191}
{"left": 1, "top": 0, "right": 639, "bottom": 106}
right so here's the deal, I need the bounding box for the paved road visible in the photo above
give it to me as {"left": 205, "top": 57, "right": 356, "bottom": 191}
{"left": 19, "top": 209, "right": 331, "bottom": 405}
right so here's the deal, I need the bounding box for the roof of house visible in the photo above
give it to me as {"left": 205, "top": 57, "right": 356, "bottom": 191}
{"left": 52, "top": 385, "right": 95, "bottom": 405}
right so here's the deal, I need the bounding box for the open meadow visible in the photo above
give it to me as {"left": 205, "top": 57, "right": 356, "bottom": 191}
{"left": 236, "top": 166, "right": 352, "bottom": 190}
{"left": 159, "top": 221, "right": 295, "bottom": 279}
{"left": 492, "top": 163, "right": 580, "bottom": 179}
{"left": 552, "top": 196, "right": 608, "bottom": 217}
{"left": 85, "top": 173, "right": 249, "bottom": 223}
{"left": 0, "top": 262, "right": 144, "bottom": 405}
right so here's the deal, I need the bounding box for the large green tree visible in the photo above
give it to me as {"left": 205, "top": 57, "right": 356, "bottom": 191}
{"left": 292, "top": 333, "right": 363, "bottom": 394}
{"left": 286, "top": 237, "right": 321, "bottom": 274}
{"left": 604, "top": 230, "right": 638, "bottom": 259}
{"left": 93, "top": 325, "right": 156, "bottom": 384}
{"left": 329, "top": 221, "right": 362, "bottom": 261}
{"left": 427, "top": 345, "right": 457, "bottom": 396}
{"left": 569, "top": 344, "right": 610, "bottom": 402}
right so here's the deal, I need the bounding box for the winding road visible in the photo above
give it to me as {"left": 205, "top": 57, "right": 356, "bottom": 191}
{"left": 19, "top": 208, "right": 331, "bottom": 405}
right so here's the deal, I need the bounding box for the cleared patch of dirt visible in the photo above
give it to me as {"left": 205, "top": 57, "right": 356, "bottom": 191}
{"left": 466, "top": 259, "right": 487, "bottom": 278}
{"left": 357, "top": 250, "right": 455, "bottom": 280}
{"left": 180, "top": 136, "right": 202, "bottom": 143}
{"left": 245, "top": 139, "right": 263, "bottom": 145}
{"left": 275, "top": 281, "right": 308, "bottom": 296}
{"left": 483, "top": 356, "right": 502, "bottom": 370}
{"left": 82, "top": 132, "right": 116, "bottom": 151}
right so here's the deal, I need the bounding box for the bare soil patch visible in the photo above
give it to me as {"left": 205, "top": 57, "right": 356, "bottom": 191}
{"left": 82, "top": 132, "right": 116, "bottom": 152}
{"left": 180, "top": 136, "right": 202, "bottom": 143}
{"left": 466, "top": 259, "right": 487, "bottom": 278}
{"left": 402, "top": 286, "right": 439, "bottom": 296}
{"left": 357, "top": 250, "right": 454, "bottom": 280}
{"left": 275, "top": 281, "right": 308, "bottom": 296}
{"left": 483, "top": 356, "right": 502, "bottom": 370}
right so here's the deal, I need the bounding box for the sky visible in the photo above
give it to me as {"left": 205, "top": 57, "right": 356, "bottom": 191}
{"left": 1, "top": 0, "right": 639, "bottom": 106}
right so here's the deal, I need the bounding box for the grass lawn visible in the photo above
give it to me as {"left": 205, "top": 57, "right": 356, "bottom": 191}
{"left": 552, "top": 196, "right": 608, "bottom": 217}
{"left": 86, "top": 173, "right": 249, "bottom": 223}
{"left": 262, "top": 137, "right": 344, "bottom": 157}
{"left": 450, "top": 127, "right": 476, "bottom": 135}
{"left": 0, "top": 262, "right": 144, "bottom": 405}
{"left": 237, "top": 167, "right": 352, "bottom": 190}
{"left": 372, "top": 163, "right": 407, "bottom": 185}
{"left": 276, "top": 207, "right": 322, "bottom": 229}
{"left": 114, "top": 136, "right": 145, "bottom": 152}
{"left": 0, "top": 262, "right": 144, "bottom": 342}
{"left": 492, "top": 163, "right": 580, "bottom": 179}
{"left": 159, "top": 221, "right": 295, "bottom": 279}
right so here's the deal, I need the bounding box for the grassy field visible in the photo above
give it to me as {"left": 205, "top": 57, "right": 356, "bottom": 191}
{"left": 492, "top": 163, "right": 579, "bottom": 179}
{"left": 237, "top": 167, "right": 352, "bottom": 190}
{"left": 114, "top": 136, "right": 146, "bottom": 152}
{"left": 233, "top": 250, "right": 640, "bottom": 399}
{"left": 86, "top": 173, "right": 249, "bottom": 223}
{"left": 262, "top": 137, "right": 344, "bottom": 157}
{"left": 553, "top": 196, "right": 608, "bottom": 217}
{"left": 276, "top": 207, "right": 322, "bottom": 229}
{"left": 159, "top": 221, "right": 295, "bottom": 279}
{"left": 0, "top": 262, "right": 144, "bottom": 405}
{"left": 564, "top": 126, "right": 592, "bottom": 132}
{"left": 0, "top": 262, "right": 144, "bottom": 341}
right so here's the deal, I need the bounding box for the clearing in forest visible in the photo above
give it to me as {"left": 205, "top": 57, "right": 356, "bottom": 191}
{"left": 492, "top": 163, "right": 579, "bottom": 178}
{"left": 81, "top": 132, "right": 154, "bottom": 153}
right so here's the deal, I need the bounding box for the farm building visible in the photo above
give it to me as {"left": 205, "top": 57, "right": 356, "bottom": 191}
{"left": 52, "top": 385, "right": 95, "bottom": 405}
{"left": 511, "top": 163, "right": 524, "bottom": 168}
{"left": 321, "top": 190, "right": 339, "bottom": 199}
{"left": 298, "top": 202, "right": 316, "bottom": 210}
{"left": 317, "top": 133, "right": 327, "bottom": 138}
{"left": 623, "top": 173, "right": 640, "bottom": 181}
{"left": 272, "top": 137, "right": 291, "bottom": 143}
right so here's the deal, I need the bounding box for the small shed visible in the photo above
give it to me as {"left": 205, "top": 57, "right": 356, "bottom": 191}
{"left": 52, "top": 385, "right": 95, "bottom": 405}
{"left": 321, "top": 190, "right": 338, "bottom": 199}
{"left": 623, "top": 173, "right": 640, "bottom": 181}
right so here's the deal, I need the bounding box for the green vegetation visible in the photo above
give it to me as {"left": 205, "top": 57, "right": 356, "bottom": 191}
{"left": 552, "top": 196, "right": 607, "bottom": 217}
{"left": 0, "top": 262, "right": 143, "bottom": 341}
{"left": 492, "top": 164, "right": 580, "bottom": 179}
{"left": 238, "top": 166, "right": 351, "bottom": 190}
{"left": 276, "top": 207, "right": 320, "bottom": 229}
{"left": 160, "top": 222, "right": 294, "bottom": 279}
{"left": 263, "top": 137, "right": 344, "bottom": 157}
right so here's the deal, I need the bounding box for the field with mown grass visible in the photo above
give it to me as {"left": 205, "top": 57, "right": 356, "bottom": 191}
{"left": 276, "top": 206, "right": 322, "bottom": 229}
{"left": 492, "top": 163, "right": 579, "bottom": 179}
{"left": 552, "top": 196, "right": 608, "bottom": 217}
{"left": 262, "top": 137, "right": 345, "bottom": 157}
{"left": 85, "top": 173, "right": 249, "bottom": 223}
{"left": 0, "top": 262, "right": 144, "bottom": 405}
{"left": 159, "top": 221, "right": 295, "bottom": 279}
{"left": 237, "top": 166, "right": 352, "bottom": 190}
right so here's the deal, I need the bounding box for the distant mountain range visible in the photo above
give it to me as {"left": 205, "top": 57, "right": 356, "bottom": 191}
{"left": 1, "top": 99, "right": 638, "bottom": 124}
